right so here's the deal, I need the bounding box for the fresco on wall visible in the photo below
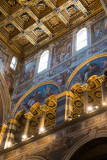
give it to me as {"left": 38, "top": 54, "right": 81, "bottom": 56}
{"left": 17, "top": 81, "right": 32, "bottom": 94}
{"left": 89, "top": 39, "right": 107, "bottom": 54}
{"left": 4, "top": 69, "right": 15, "bottom": 91}
{"left": 91, "top": 16, "right": 107, "bottom": 43}
{"left": 49, "top": 59, "right": 71, "bottom": 77}
{"left": 68, "top": 57, "right": 107, "bottom": 90}
{"left": 53, "top": 66, "right": 76, "bottom": 87}
{"left": 0, "top": 50, "right": 8, "bottom": 73}
{"left": 15, "top": 84, "right": 60, "bottom": 114}
{"left": 51, "top": 39, "right": 72, "bottom": 68}
{"left": 19, "top": 60, "right": 36, "bottom": 85}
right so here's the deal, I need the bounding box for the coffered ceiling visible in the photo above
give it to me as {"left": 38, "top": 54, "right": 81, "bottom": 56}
{"left": 0, "top": 0, "right": 105, "bottom": 59}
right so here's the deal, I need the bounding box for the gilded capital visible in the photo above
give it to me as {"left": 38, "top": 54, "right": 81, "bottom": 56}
{"left": 13, "top": 119, "right": 20, "bottom": 126}
{"left": 25, "top": 112, "right": 33, "bottom": 120}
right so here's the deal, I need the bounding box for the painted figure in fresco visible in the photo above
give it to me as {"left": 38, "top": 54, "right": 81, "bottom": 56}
{"left": 65, "top": 44, "right": 71, "bottom": 60}
{"left": 75, "top": 72, "right": 83, "bottom": 83}
{"left": 52, "top": 41, "right": 71, "bottom": 67}
{"left": 56, "top": 73, "right": 67, "bottom": 86}
{"left": 100, "top": 59, "right": 107, "bottom": 71}
{"left": 43, "top": 85, "right": 55, "bottom": 97}
{"left": 48, "top": 132, "right": 67, "bottom": 153}
{"left": 27, "top": 95, "right": 35, "bottom": 108}
{"left": 20, "top": 62, "right": 35, "bottom": 85}
{"left": 94, "top": 22, "right": 103, "bottom": 39}
{"left": 84, "top": 63, "right": 99, "bottom": 81}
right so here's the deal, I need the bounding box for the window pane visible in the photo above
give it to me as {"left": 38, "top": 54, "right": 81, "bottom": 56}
{"left": 77, "top": 28, "right": 87, "bottom": 51}
{"left": 38, "top": 50, "right": 49, "bottom": 73}
{"left": 78, "top": 40, "right": 87, "bottom": 50}
{"left": 10, "top": 63, "right": 14, "bottom": 69}
{"left": 10, "top": 56, "right": 17, "bottom": 70}
{"left": 12, "top": 57, "right": 17, "bottom": 64}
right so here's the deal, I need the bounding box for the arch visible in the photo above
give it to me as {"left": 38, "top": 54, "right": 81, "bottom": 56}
{"left": 0, "top": 73, "right": 11, "bottom": 124}
{"left": 38, "top": 50, "right": 49, "bottom": 73}
{"left": 63, "top": 129, "right": 107, "bottom": 160}
{"left": 11, "top": 81, "right": 61, "bottom": 118}
{"left": 65, "top": 53, "right": 107, "bottom": 90}
{"left": 77, "top": 27, "right": 87, "bottom": 51}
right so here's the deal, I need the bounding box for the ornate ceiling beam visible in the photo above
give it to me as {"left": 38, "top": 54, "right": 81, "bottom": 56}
{"left": 43, "top": 0, "right": 69, "bottom": 25}
{"left": 40, "top": 22, "right": 52, "bottom": 36}
{"left": 56, "top": 10, "right": 68, "bottom": 25}
{"left": 24, "top": 31, "right": 37, "bottom": 45}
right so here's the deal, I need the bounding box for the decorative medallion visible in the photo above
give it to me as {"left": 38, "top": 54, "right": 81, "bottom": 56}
{"left": 20, "top": 12, "right": 30, "bottom": 22}
{"left": 67, "top": 4, "right": 78, "bottom": 15}
{"left": 6, "top": 23, "right": 15, "bottom": 32}
{"left": 30, "top": 120, "right": 38, "bottom": 127}
{"left": 36, "top": 0, "right": 47, "bottom": 12}
{"left": 94, "top": 91, "right": 102, "bottom": 99}
{"left": 34, "top": 27, "right": 43, "bottom": 36}
{"left": 74, "top": 100, "right": 83, "bottom": 108}
{"left": 49, "top": 16, "right": 60, "bottom": 27}
{"left": 46, "top": 113, "right": 55, "bottom": 120}
{"left": 88, "top": 95, "right": 94, "bottom": 103}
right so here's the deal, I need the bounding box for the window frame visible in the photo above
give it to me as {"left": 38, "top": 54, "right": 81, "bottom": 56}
{"left": 37, "top": 50, "right": 49, "bottom": 73}
{"left": 76, "top": 27, "right": 88, "bottom": 51}
{"left": 10, "top": 56, "right": 17, "bottom": 70}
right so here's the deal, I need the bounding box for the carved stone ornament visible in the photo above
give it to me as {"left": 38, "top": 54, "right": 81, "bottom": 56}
{"left": 37, "top": 1, "right": 46, "bottom": 11}
{"left": 34, "top": 27, "right": 42, "bottom": 36}
{"left": 21, "top": 13, "right": 30, "bottom": 22}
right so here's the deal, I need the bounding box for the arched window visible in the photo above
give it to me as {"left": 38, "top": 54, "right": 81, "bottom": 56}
{"left": 10, "top": 56, "right": 17, "bottom": 70}
{"left": 77, "top": 28, "right": 87, "bottom": 51}
{"left": 38, "top": 50, "right": 49, "bottom": 73}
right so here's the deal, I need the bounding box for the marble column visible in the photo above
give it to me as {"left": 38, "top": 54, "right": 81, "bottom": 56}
{"left": 23, "top": 112, "right": 33, "bottom": 139}
{"left": 4, "top": 119, "right": 13, "bottom": 148}
{"left": 39, "top": 111, "right": 45, "bottom": 134}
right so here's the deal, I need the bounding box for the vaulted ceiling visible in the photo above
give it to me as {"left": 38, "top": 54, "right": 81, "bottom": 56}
{"left": 0, "top": 0, "right": 105, "bottom": 59}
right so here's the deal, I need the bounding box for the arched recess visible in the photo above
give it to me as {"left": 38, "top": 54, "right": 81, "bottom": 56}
{"left": 0, "top": 73, "right": 11, "bottom": 124}
{"left": 63, "top": 129, "right": 107, "bottom": 160}
{"left": 65, "top": 53, "right": 107, "bottom": 90}
{"left": 11, "top": 81, "right": 61, "bottom": 118}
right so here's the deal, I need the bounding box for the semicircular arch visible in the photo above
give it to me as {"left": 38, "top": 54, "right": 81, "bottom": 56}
{"left": 63, "top": 129, "right": 107, "bottom": 160}
{"left": 65, "top": 53, "right": 107, "bottom": 90}
{"left": 11, "top": 81, "right": 61, "bottom": 118}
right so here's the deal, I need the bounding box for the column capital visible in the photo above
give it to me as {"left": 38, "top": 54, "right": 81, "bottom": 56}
{"left": 25, "top": 112, "right": 33, "bottom": 120}
{"left": 13, "top": 119, "right": 20, "bottom": 126}
{"left": 8, "top": 119, "right": 13, "bottom": 124}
